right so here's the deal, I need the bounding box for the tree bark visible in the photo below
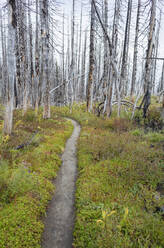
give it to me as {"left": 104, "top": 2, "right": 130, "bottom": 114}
{"left": 41, "top": 0, "right": 50, "bottom": 119}
{"left": 130, "top": 0, "right": 141, "bottom": 97}
{"left": 87, "top": 1, "right": 95, "bottom": 112}
{"left": 106, "top": 0, "right": 120, "bottom": 117}
{"left": 4, "top": 0, "right": 16, "bottom": 135}
{"left": 142, "top": 0, "right": 156, "bottom": 117}
{"left": 120, "top": 0, "right": 132, "bottom": 95}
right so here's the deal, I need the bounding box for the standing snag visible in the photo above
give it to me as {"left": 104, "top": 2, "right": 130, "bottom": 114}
{"left": 141, "top": 0, "right": 157, "bottom": 117}
{"left": 87, "top": 0, "right": 95, "bottom": 112}
{"left": 3, "top": 0, "right": 17, "bottom": 135}
{"left": 41, "top": 0, "right": 51, "bottom": 119}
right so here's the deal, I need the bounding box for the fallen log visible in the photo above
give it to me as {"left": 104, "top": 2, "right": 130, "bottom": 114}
{"left": 15, "top": 130, "right": 39, "bottom": 150}
{"left": 96, "top": 100, "right": 142, "bottom": 116}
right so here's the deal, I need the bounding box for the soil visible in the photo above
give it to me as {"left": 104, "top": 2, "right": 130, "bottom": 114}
{"left": 41, "top": 119, "right": 81, "bottom": 248}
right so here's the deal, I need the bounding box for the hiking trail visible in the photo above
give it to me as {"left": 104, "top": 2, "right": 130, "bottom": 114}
{"left": 42, "top": 119, "right": 81, "bottom": 248}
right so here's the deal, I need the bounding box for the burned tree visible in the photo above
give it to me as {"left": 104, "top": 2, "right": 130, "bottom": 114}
{"left": 41, "top": 0, "right": 51, "bottom": 119}
{"left": 87, "top": 0, "right": 95, "bottom": 112}
{"left": 3, "top": 0, "right": 17, "bottom": 135}
{"left": 140, "top": 0, "right": 156, "bottom": 117}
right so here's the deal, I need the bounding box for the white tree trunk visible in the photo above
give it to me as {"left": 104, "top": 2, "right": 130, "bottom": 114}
{"left": 130, "top": 0, "right": 141, "bottom": 97}
{"left": 142, "top": 0, "right": 156, "bottom": 117}
{"left": 41, "top": 0, "right": 50, "bottom": 119}
{"left": 4, "top": 0, "right": 16, "bottom": 135}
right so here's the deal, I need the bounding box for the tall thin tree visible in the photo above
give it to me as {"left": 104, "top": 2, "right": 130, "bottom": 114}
{"left": 4, "top": 0, "right": 17, "bottom": 135}
{"left": 87, "top": 0, "right": 95, "bottom": 112}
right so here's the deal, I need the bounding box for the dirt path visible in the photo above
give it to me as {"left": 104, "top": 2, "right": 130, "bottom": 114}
{"left": 42, "top": 119, "right": 81, "bottom": 248}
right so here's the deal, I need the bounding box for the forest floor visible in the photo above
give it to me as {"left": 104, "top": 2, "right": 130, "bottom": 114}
{"left": 0, "top": 104, "right": 164, "bottom": 248}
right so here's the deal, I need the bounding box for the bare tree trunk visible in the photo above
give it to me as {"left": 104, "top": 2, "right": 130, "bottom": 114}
{"left": 130, "top": 0, "right": 141, "bottom": 98}
{"left": 80, "top": 30, "right": 87, "bottom": 101}
{"left": 4, "top": 0, "right": 16, "bottom": 135}
{"left": 102, "top": 0, "right": 108, "bottom": 104}
{"left": 65, "top": 19, "right": 70, "bottom": 104}
{"left": 77, "top": 4, "right": 83, "bottom": 101}
{"left": 70, "top": 0, "right": 75, "bottom": 107}
{"left": 41, "top": 0, "right": 50, "bottom": 119}
{"left": 74, "top": 23, "right": 79, "bottom": 101}
{"left": 0, "top": 9, "right": 7, "bottom": 104}
{"left": 28, "top": 0, "right": 34, "bottom": 107}
{"left": 15, "top": 0, "right": 22, "bottom": 108}
{"left": 62, "top": 11, "right": 66, "bottom": 104}
{"left": 15, "top": 13, "right": 21, "bottom": 108}
{"left": 22, "top": 0, "right": 29, "bottom": 115}
{"left": 96, "top": 41, "right": 102, "bottom": 101}
{"left": 120, "top": 0, "right": 132, "bottom": 95}
{"left": 159, "top": 61, "right": 164, "bottom": 108}
{"left": 92, "top": 0, "right": 121, "bottom": 114}
{"left": 34, "top": 0, "right": 40, "bottom": 114}
{"left": 141, "top": 0, "right": 156, "bottom": 117}
{"left": 106, "top": 0, "right": 120, "bottom": 117}
{"left": 152, "top": 10, "right": 161, "bottom": 95}
{"left": 87, "top": 1, "right": 95, "bottom": 112}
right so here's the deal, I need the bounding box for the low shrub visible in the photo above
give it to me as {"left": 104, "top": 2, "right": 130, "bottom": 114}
{"left": 7, "top": 167, "right": 35, "bottom": 200}
{"left": 134, "top": 108, "right": 163, "bottom": 130}
{"left": 145, "top": 108, "right": 163, "bottom": 130}
{"left": 145, "top": 132, "right": 164, "bottom": 143}
{"left": 0, "top": 160, "right": 10, "bottom": 194}
{"left": 24, "top": 110, "right": 36, "bottom": 122}
{"left": 134, "top": 110, "right": 144, "bottom": 126}
{"left": 112, "top": 118, "right": 133, "bottom": 132}
{"left": 130, "top": 129, "right": 143, "bottom": 137}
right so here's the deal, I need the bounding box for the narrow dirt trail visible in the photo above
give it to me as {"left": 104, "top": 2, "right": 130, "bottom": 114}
{"left": 42, "top": 119, "right": 81, "bottom": 248}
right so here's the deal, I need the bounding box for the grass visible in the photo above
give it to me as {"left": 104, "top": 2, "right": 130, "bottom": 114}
{"left": 0, "top": 108, "right": 73, "bottom": 248}
{"left": 54, "top": 104, "right": 164, "bottom": 248}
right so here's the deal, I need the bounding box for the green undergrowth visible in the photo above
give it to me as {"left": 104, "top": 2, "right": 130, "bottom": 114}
{"left": 0, "top": 108, "right": 73, "bottom": 248}
{"left": 55, "top": 104, "right": 164, "bottom": 248}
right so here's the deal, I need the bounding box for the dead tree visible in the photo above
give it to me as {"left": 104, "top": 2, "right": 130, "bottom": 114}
{"left": 77, "top": 4, "right": 83, "bottom": 101}
{"left": 120, "top": 0, "right": 132, "bottom": 97}
{"left": 68, "top": 0, "right": 75, "bottom": 107}
{"left": 86, "top": 0, "right": 95, "bottom": 112}
{"left": 159, "top": 61, "right": 164, "bottom": 108}
{"left": 4, "top": 0, "right": 17, "bottom": 135}
{"left": 22, "top": 0, "right": 29, "bottom": 115}
{"left": 0, "top": 8, "right": 7, "bottom": 104}
{"left": 34, "top": 0, "right": 40, "bottom": 114}
{"left": 102, "top": 0, "right": 108, "bottom": 104}
{"left": 41, "top": 0, "right": 51, "bottom": 119}
{"left": 80, "top": 30, "right": 87, "bottom": 101}
{"left": 92, "top": 0, "right": 120, "bottom": 110}
{"left": 152, "top": 10, "right": 161, "bottom": 94}
{"left": 130, "top": 0, "right": 141, "bottom": 97}
{"left": 140, "top": 0, "right": 156, "bottom": 117}
{"left": 106, "top": 0, "right": 121, "bottom": 117}
{"left": 28, "top": 0, "right": 34, "bottom": 107}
